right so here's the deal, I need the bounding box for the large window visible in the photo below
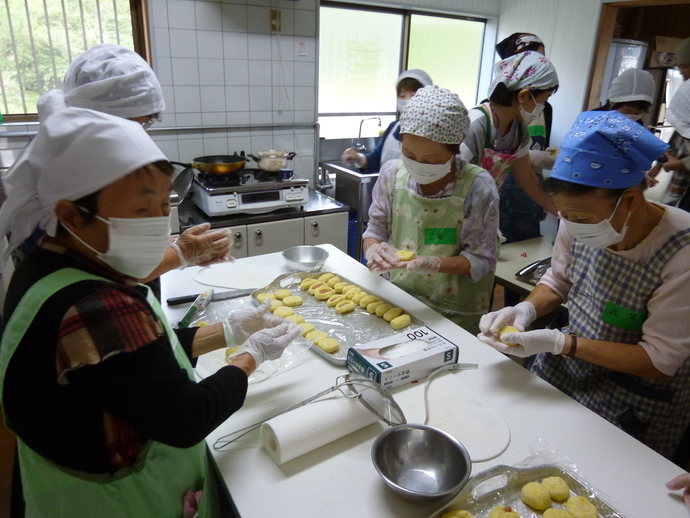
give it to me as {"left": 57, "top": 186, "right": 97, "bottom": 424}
{"left": 318, "top": 3, "right": 485, "bottom": 139}
{"left": 0, "top": 0, "right": 141, "bottom": 120}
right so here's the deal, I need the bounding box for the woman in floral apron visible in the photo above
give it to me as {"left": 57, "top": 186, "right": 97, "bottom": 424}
{"left": 478, "top": 111, "right": 690, "bottom": 464}
{"left": 363, "top": 86, "right": 499, "bottom": 334}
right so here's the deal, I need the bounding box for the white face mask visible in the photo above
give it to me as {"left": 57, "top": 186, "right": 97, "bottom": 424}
{"left": 65, "top": 208, "right": 171, "bottom": 278}
{"left": 559, "top": 192, "right": 631, "bottom": 249}
{"left": 621, "top": 112, "right": 643, "bottom": 121}
{"left": 397, "top": 99, "right": 409, "bottom": 113}
{"left": 401, "top": 155, "right": 453, "bottom": 185}
{"left": 520, "top": 92, "right": 545, "bottom": 125}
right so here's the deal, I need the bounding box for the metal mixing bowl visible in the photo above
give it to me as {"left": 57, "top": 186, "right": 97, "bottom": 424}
{"left": 283, "top": 246, "right": 329, "bottom": 272}
{"left": 371, "top": 424, "right": 472, "bottom": 503}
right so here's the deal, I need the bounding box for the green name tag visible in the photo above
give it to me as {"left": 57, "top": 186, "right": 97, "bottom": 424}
{"left": 528, "top": 125, "right": 547, "bottom": 137}
{"left": 424, "top": 228, "right": 457, "bottom": 245}
{"left": 601, "top": 301, "right": 647, "bottom": 331}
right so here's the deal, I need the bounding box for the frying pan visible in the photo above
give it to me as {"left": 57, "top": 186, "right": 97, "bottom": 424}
{"left": 172, "top": 167, "right": 194, "bottom": 200}
{"left": 171, "top": 153, "right": 246, "bottom": 175}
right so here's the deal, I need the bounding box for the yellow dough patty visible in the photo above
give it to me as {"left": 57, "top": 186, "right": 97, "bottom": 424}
{"left": 333, "top": 282, "right": 349, "bottom": 293}
{"left": 326, "top": 276, "right": 342, "bottom": 287}
{"left": 565, "top": 496, "right": 597, "bottom": 518}
{"left": 305, "top": 330, "right": 329, "bottom": 343}
{"left": 327, "top": 294, "right": 347, "bottom": 307}
{"left": 275, "top": 289, "right": 292, "bottom": 300}
{"left": 375, "top": 303, "right": 393, "bottom": 317}
{"left": 316, "top": 338, "right": 340, "bottom": 354}
{"left": 336, "top": 300, "right": 356, "bottom": 314}
{"left": 488, "top": 506, "right": 521, "bottom": 518}
{"left": 343, "top": 287, "right": 362, "bottom": 299}
{"left": 256, "top": 292, "right": 276, "bottom": 303}
{"left": 284, "top": 314, "right": 305, "bottom": 325}
{"left": 397, "top": 250, "right": 416, "bottom": 261}
{"left": 314, "top": 287, "right": 336, "bottom": 300}
{"left": 367, "top": 301, "right": 385, "bottom": 314}
{"left": 542, "top": 476, "right": 570, "bottom": 501}
{"left": 543, "top": 509, "right": 573, "bottom": 518}
{"left": 297, "top": 322, "right": 315, "bottom": 337}
{"left": 282, "top": 295, "right": 303, "bottom": 307}
{"left": 498, "top": 325, "right": 520, "bottom": 346}
{"left": 300, "top": 278, "right": 318, "bottom": 290}
{"left": 391, "top": 314, "right": 411, "bottom": 330}
{"left": 308, "top": 282, "right": 327, "bottom": 295}
{"left": 350, "top": 291, "right": 368, "bottom": 304}
{"left": 359, "top": 295, "right": 379, "bottom": 308}
{"left": 273, "top": 306, "right": 294, "bottom": 318}
{"left": 383, "top": 307, "right": 402, "bottom": 322}
{"left": 520, "top": 481, "right": 551, "bottom": 510}
{"left": 318, "top": 273, "right": 336, "bottom": 282}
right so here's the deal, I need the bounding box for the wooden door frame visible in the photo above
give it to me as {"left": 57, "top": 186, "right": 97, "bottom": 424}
{"left": 585, "top": 0, "right": 690, "bottom": 110}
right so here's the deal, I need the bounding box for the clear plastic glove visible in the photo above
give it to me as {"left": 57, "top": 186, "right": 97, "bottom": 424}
{"left": 222, "top": 298, "right": 285, "bottom": 347}
{"left": 173, "top": 223, "right": 235, "bottom": 267}
{"left": 341, "top": 148, "right": 367, "bottom": 168}
{"left": 666, "top": 473, "right": 690, "bottom": 509}
{"left": 230, "top": 323, "right": 303, "bottom": 366}
{"left": 477, "top": 328, "right": 565, "bottom": 358}
{"left": 405, "top": 255, "right": 441, "bottom": 274}
{"left": 529, "top": 149, "right": 556, "bottom": 170}
{"left": 478, "top": 301, "right": 537, "bottom": 335}
{"left": 365, "top": 242, "right": 403, "bottom": 273}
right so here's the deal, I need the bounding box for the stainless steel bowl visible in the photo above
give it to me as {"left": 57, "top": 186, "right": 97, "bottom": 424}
{"left": 282, "top": 246, "right": 329, "bottom": 272}
{"left": 371, "top": 424, "right": 472, "bottom": 503}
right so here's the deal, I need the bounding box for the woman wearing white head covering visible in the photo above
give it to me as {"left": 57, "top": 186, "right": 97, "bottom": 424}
{"left": 341, "top": 69, "right": 433, "bottom": 173}
{"left": 363, "top": 85, "right": 499, "bottom": 334}
{"left": 0, "top": 108, "right": 300, "bottom": 517}
{"left": 593, "top": 68, "right": 655, "bottom": 123}
{"left": 0, "top": 44, "right": 231, "bottom": 280}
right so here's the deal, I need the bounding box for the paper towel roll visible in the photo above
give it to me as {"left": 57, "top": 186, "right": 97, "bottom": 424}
{"left": 260, "top": 395, "right": 378, "bottom": 465}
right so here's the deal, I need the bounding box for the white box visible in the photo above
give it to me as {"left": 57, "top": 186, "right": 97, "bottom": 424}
{"left": 346, "top": 326, "right": 458, "bottom": 389}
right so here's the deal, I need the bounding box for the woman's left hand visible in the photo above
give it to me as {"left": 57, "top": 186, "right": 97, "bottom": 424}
{"left": 478, "top": 328, "right": 565, "bottom": 358}
{"left": 404, "top": 255, "right": 441, "bottom": 274}
{"left": 222, "top": 299, "right": 285, "bottom": 347}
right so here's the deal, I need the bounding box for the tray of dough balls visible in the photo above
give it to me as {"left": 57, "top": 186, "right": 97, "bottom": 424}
{"left": 430, "top": 464, "right": 626, "bottom": 518}
{"left": 251, "top": 271, "right": 425, "bottom": 366}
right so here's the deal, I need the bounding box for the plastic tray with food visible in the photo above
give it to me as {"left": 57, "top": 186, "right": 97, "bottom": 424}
{"left": 429, "top": 464, "right": 626, "bottom": 518}
{"left": 251, "top": 271, "right": 425, "bottom": 366}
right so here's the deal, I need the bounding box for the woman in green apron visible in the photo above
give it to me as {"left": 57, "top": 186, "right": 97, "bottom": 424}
{"left": 478, "top": 111, "right": 690, "bottom": 464}
{"left": 363, "top": 85, "right": 499, "bottom": 334}
{"left": 0, "top": 108, "right": 300, "bottom": 517}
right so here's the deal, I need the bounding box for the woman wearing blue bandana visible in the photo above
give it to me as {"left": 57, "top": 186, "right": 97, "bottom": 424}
{"left": 478, "top": 111, "right": 690, "bottom": 463}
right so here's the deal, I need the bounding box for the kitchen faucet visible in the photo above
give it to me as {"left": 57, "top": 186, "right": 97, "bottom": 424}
{"left": 353, "top": 117, "right": 382, "bottom": 153}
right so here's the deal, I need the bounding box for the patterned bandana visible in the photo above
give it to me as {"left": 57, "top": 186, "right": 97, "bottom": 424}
{"left": 495, "top": 33, "right": 544, "bottom": 59}
{"left": 488, "top": 50, "right": 559, "bottom": 97}
{"left": 551, "top": 111, "right": 669, "bottom": 189}
{"left": 399, "top": 85, "right": 469, "bottom": 144}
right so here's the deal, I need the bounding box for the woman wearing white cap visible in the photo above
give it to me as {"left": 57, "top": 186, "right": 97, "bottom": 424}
{"left": 363, "top": 86, "right": 499, "bottom": 334}
{"left": 593, "top": 68, "right": 655, "bottom": 123}
{"left": 0, "top": 44, "right": 232, "bottom": 282}
{"left": 341, "top": 69, "right": 433, "bottom": 172}
{"left": 478, "top": 110, "right": 690, "bottom": 462}
{"left": 0, "top": 108, "right": 301, "bottom": 517}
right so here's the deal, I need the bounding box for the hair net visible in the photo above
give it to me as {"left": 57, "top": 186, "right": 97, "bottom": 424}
{"left": 608, "top": 69, "right": 655, "bottom": 104}
{"left": 488, "top": 51, "right": 559, "bottom": 97}
{"left": 397, "top": 69, "right": 433, "bottom": 89}
{"left": 400, "top": 85, "right": 469, "bottom": 144}
{"left": 676, "top": 37, "right": 690, "bottom": 66}
{"left": 667, "top": 79, "right": 690, "bottom": 139}
{"left": 61, "top": 44, "right": 164, "bottom": 119}
{"left": 496, "top": 32, "right": 544, "bottom": 59}
{"left": 550, "top": 111, "right": 669, "bottom": 189}
{"left": 0, "top": 108, "right": 167, "bottom": 261}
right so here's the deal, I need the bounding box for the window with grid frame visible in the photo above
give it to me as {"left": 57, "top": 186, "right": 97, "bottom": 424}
{"left": 0, "top": 0, "right": 148, "bottom": 121}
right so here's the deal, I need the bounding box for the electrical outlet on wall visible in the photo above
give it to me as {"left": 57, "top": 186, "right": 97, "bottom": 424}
{"left": 270, "top": 9, "right": 281, "bottom": 32}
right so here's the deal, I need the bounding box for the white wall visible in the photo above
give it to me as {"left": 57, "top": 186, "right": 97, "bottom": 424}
{"left": 497, "top": 0, "right": 602, "bottom": 146}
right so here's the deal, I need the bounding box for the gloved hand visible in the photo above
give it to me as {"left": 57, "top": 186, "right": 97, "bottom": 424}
{"left": 341, "top": 148, "right": 367, "bottom": 168}
{"left": 405, "top": 255, "right": 441, "bottom": 274}
{"left": 172, "top": 223, "right": 234, "bottom": 267}
{"left": 667, "top": 473, "right": 690, "bottom": 509}
{"left": 478, "top": 328, "right": 565, "bottom": 358}
{"left": 230, "top": 323, "right": 303, "bottom": 365}
{"left": 478, "top": 301, "right": 537, "bottom": 335}
{"left": 529, "top": 149, "right": 556, "bottom": 170}
{"left": 223, "top": 298, "right": 285, "bottom": 347}
{"left": 365, "top": 242, "right": 403, "bottom": 273}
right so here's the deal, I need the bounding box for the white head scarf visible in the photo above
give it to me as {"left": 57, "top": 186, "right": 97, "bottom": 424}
{"left": 488, "top": 50, "right": 559, "bottom": 97}
{"left": 0, "top": 108, "right": 166, "bottom": 260}
{"left": 400, "top": 85, "right": 469, "bottom": 144}
{"left": 667, "top": 79, "right": 690, "bottom": 139}
{"left": 397, "top": 69, "right": 433, "bottom": 89}
{"left": 608, "top": 69, "right": 655, "bottom": 104}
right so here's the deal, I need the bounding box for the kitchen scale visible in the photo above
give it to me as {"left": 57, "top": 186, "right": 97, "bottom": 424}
{"left": 191, "top": 167, "right": 309, "bottom": 216}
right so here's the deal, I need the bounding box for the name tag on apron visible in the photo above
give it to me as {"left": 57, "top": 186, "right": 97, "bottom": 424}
{"left": 601, "top": 301, "right": 647, "bottom": 331}
{"left": 424, "top": 228, "right": 456, "bottom": 245}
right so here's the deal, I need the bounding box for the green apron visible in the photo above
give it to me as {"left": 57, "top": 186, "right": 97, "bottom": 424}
{"left": 389, "top": 162, "right": 495, "bottom": 334}
{"left": 0, "top": 268, "right": 213, "bottom": 518}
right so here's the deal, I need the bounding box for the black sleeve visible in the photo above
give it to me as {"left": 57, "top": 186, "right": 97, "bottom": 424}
{"left": 544, "top": 101, "right": 553, "bottom": 149}
{"left": 66, "top": 338, "right": 248, "bottom": 448}
{"left": 175, "top": 326, "right": 200, "bottom": 367}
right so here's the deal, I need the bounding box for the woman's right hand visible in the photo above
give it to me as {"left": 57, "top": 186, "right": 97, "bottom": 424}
{"left": 342, "top": 148, "right": 366, "bottom": 168}
{"left": 478, "top": 301, "right": 537, "bottom": 336}
{"left": 364, "top": 241, "right": 403, "bottom": 273}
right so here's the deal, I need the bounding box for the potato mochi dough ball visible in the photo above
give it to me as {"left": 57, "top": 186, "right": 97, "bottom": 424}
{"left": 314, "top": 287, "right": 336, "bottom": 300}
{"left": 520, "top": 482, "right": 551, "bottom": 510}
{"left": 326, "top": 276, "right": 342, "bottom": 288}
{"left": 350, "top": 292, "right": 368, "bottom": 304}
{"left": 441, "top": 511, "right": 474, "bottom": 518}
{"left": 282, "top": 295, "right": 303, "bottom": 307}
{"left": 391, "top": 314, "right": 411, "bottom": 330}
{"left": 275, "top": 289, "right": 292, "bottom": 300}
{"left": 308, "top": 282, "right": 327, "bottom": 295}
{"left": 375, "top": 303, "right": 393, "bottom": 317}
{"left": 543, "top": 510, "right": 573, "bottom": 518}
{"left": 327, "top": 294, "right": 347, "bottom": 307}
{"left": 488, "top": 506, "right": 521, "bottom": 518}
{"left": 273, "top": 306, "right": 294, "bottom": 318}
{"left": 306, "top": 330, "right": 329, "bottom": 343}
{"left": 297, "top": 322, "right": 315, "bottom": 337}
{"left": 565, "top": 496, "right": 597, "bottom": 518}
{"left": 256, "top": 292, "right": 276, "bottom": 303}
{"left": 269, "top": 300, "right": 283, "bottom": 312}
{"left": 336, "top": 300, "right": 356, "bottom": 314}
{"left": 383, "top": 307, "right": 402, "bottom": 322}
{"left": 224, "top": 346, "right": 240, "bottom": 362}
{"left": 333, "top": 282, "right": 349, "bottom": 293}
{"left": 300, "top": 278, "right": 318, "bottom": 290}
{"left": 542, "top": 476, "right": 570, "bottom": 501}
{"left": 499, "top": 325, "right": 520, "bottom": 346}
{"left": 285, "top": 314, "right": 305, "bottom": 325}
{"left": 397, "top": 250, "right": 416, "bottom": 261}
{"left": 318, "top": 273, "right": 336, "bottom": 282}
{"left": 367, "top": 301, "right": 385, "bottom": 314}
{"left": 344, "top": 287, "right": 362, "bottom": 299}
{"left": 317, "top": 338, "right": 340, "bottom": 354}
{"left": 359, "top": 295, "right": 379, "bottom": 308}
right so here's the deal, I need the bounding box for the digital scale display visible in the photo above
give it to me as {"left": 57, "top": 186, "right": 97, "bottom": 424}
{"left": 241, "top": 190, "right": 281, "bottom": 204}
